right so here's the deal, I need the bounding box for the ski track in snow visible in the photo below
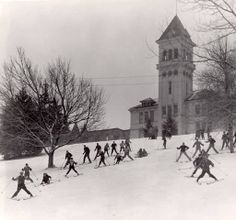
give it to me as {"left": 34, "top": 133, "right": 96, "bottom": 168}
{"left": 0, "top": 133, "right": 236, "bottom": 220}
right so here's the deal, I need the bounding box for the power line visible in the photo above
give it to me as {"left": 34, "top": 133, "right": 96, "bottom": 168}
{"left": 82, "top": 74, "right": 157, "bottom": 80}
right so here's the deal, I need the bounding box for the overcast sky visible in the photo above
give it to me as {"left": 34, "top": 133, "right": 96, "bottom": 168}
{"left": 0, "top": 0, "right": 201, "bottom": 129}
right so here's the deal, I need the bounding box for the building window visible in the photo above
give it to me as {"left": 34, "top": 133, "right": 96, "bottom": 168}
{"left": 174, "top": 69, "right": 178, "bottom": 75}
{"left": 150, "top": 110, "right": 154, "bottom": 122}
{"left": 145, "top": 111, "right": 149, "bottom": 122}
{"left": 168, "top": 81, "right": 172, "bottom": 94}
{"left": 162, "top": 106, "right": 166, "bottom": 116}
{"left": 162, "top": 72, "right": 167, "bottom": 77}
{"left": 139, "top": 112, "right": 143, "bottom": 124}
{"left": 174, "top": 48, "right": 178, "bottom": 59}
{"left": 168, "top": 71, "right": 172, "bottom": 77}
{"left": 162, "top": 50, "right": 167, "bottom": 61}
{"left": 168, "top": 49, "right": 173, "bottom": 60}
{"left": 168, "top": 105, "right": 172, "bottom": 117}
{"left": 173, "top": 104, "right": 178, "bottom": 116}
{"left": 183, "top": 71, "right": 186, "bottom": 76}
{"left": 195, "top": 104, "right": 200, "bottom": 115}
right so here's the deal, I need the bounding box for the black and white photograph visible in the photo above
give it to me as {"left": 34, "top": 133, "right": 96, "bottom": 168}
{"left": 0, "top": 0, "right": 236, "bottom": 219}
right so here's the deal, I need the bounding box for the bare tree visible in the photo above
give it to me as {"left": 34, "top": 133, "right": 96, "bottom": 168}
{"left": 196, "top": 39, "right": 236, "bottom": 153}
{"left": 0, "top": 48, "right": 105, "bottom": 167}
{"left": 183, "top": 0, "right": 236, "bottom": 40}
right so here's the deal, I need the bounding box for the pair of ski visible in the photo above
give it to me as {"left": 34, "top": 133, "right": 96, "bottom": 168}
{"left": 185, "top": 175, "right": 224, "bottom": 185}
{"left": 10, "top": 195, "right": 37, "bottom": 201}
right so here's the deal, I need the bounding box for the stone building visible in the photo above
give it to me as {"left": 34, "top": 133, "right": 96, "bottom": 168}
{"left": 129, "top": 15, "right": 212, "bottom": 139}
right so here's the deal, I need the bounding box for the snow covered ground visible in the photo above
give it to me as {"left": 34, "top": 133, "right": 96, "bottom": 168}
{"left": 1, "top": 132, "right": 236, "bottom": 220}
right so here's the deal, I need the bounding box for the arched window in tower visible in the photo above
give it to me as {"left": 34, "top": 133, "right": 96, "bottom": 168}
{"left": 162, "top": 50, "right": 167, "bottom": 61}
{"left": 168, "top": 71, "right": 172, "bottom": 77}
{"left": 168, "top": 81, "right": 172, "bottom": 94}
{"left": 168, "top": 49, "right": 173, "bottom": 60}
{"left": 174, "top": 48, "right": 178, "bottom": 59}
{"left": 162, "top": 72, "right": 167, "bottom": 77}
{"left": 174, "top": 70, "right": 178, "bottom": 76}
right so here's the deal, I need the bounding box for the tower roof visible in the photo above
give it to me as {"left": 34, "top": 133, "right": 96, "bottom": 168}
{"left": 156, "top": 15, "right": 195, "bottom": 45}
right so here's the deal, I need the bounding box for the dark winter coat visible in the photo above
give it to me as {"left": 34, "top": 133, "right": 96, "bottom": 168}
{"left": 13, "top": 175, "right": 26, "bottom": 187}
{"left": 42, "top": 174, "right": 51, "bottom": 184}
{"left": 95, "top": 144, "right": 102, "bottom": 152}
{"left": 99, "top": 151, "right": 105, "bottom": 160}
{"left": 199, "top": 158, "right": 214, "bottom": 171}
{"left": 69, "top": 160, "right": 77, "bottom": 168}
{"left": 104, "top": 144, "right": 109, "bottom": 151}
{"left": 111, "top": 142, "right": 117, "bottom": 149}
{"left": 65, "top": 152, "right": 72, "bottom": 160}
{"left": 22, "top": 166, "right": 32, "bottom": 176}
{"left": 193, "top": 141, "right": 203, "bottom": 148}
{"left": 83, "top": 147, "right": 90, "bottom": 155}
{"left": 177, "top": 144, "right": 189, "bottom": 152}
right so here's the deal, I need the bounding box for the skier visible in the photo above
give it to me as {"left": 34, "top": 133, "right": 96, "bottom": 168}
{"left": 83, "top": 145, "right": 92, "bottom": 164}
{"left": 191, "top": 150, "right": 209, "bottom": 177}
{"left": 94, "top": 143, "right": 102, "bottom": 160}
{"left": 206, "top": 135, "right": 219, "bottom": 154}
{"left": 192, "top": 138, "right": 204, "bottom": 158}
{"left": 196, "top": 156, "right": 218, "bottom": 183}
{"left": 221, "top": 131, "right": 229, "bottom": 150}
{"left": 120, "top": 140, "right": 125, "bottom": 153}
{"left": 234, "top": 131, "right": 236, "bottom": 145}
{"left": 114, "top": 153, "right": 123, "bottom": 164}
{"left": 64, "top": 150, "right": 73, "bottom": 169}
{"left": 176, "top": 142, "right": 191, "bottom": 162}
{"left": 65, "top": 157, "right": 79, "bottom": 177}
{"left": 11, "top": 171, "right": 33, "bottom": 199}
{"left": 104, "top": 143, "right": 110, "bottom": 157}
{"left": 22, "top": 163, "right": 33, "bottom": 183}
{"left": 162, "top": 135, "right": 167, "bottom": 149}
{"left": 123, "top": 145, "right": 134, "bottom": 161}
{"left": 41, "top": 173, "right": 51, "bottom": 185}
{"left": 111, "top": 141, "right": 118, "bottom": 156}
{"left": 97, "top": 151, "right": 107, "bottom": 167}
{"left": 125, "top": 138, "right": 132, "bottom": 151}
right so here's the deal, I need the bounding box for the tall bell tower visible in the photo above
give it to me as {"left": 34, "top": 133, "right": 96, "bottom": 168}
{"left": 156, "top": 15, "right": 196, "bottom": 135}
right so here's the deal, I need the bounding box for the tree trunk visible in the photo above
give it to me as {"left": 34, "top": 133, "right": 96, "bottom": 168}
{"left": 228, "top": 123, "right": 234, "bottom": 153}
{"left": 48, "top": 151, "right": 55, "bottom": 168}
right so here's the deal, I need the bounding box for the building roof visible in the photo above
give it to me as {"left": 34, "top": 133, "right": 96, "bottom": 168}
{"left": 156, "top": 15, "right": 195, "bottom": 45}
{"left": 185, "top": 89, "right": 216, "bottom": 101}
{"left": 129, "top": 98, "right": 158, "bottom": 111}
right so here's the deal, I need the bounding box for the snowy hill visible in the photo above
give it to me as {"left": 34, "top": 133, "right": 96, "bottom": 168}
{"left": 1, "top": 132, "right": 236, "bottom": 220}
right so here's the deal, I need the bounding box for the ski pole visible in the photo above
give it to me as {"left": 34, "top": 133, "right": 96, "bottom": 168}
{"left": 61, "top": 159, "right": 66, "bottom": 169}
{"left": 77, "top": 154, "right": 83, "bottom": 164}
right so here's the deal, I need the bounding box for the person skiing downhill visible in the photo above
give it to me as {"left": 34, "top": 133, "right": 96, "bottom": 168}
{"left": 191, "top": 150, "right": 209, "bottom": 177}
{"left": 114, "top": 153, "right": 123, "bottom": 164}
{"left": 65, "top": 158, "right": 79, "bottom": 177}
{"left": 196, "top": 155, "right": 218, "bottom": 183}
{"left": 64, "top": 150, "right": 73, "bottom": 168}
{"left": 192, "top": 138, "right": 204, "bottom": 158}
{"left": 206, "top": 135, "right": 219, "bottom": 154}
{"left": 97, "top": 151, "right": 107, "bottom": 167}
{"left": 123, "top": 145, "right": 134, "bottom": 161}
{"left": 125, "top": 138, "right": 132, "bottom": 152}
{"left": 83, "top": 145, "right": 92, "bottom": 164}
{"left": 41, "top": 173, "right": 51, "bottom": 185}
{"left": 120, "top": 141, "right": 125, "bottom": 153}
{"left": 22, "top": 163, "right": 33, "bottom": 183}
{"left": 176, "top": 143, "right": 191, "bottom": 162}
{"left": 104, "top": 143, "right": 110, "bottom": 157}
{"left": 94, "top": 143, "right": 102, "bottom": 160}
{"left": 111, "top": 141, "right": 118, "bottom": 156}
{"left": 11, "top": 171, "right": 33, "bottom": 199}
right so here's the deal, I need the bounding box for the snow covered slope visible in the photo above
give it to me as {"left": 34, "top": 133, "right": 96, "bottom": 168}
{"left": 1, "top": 132, "right": 236, "bottom": 220}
